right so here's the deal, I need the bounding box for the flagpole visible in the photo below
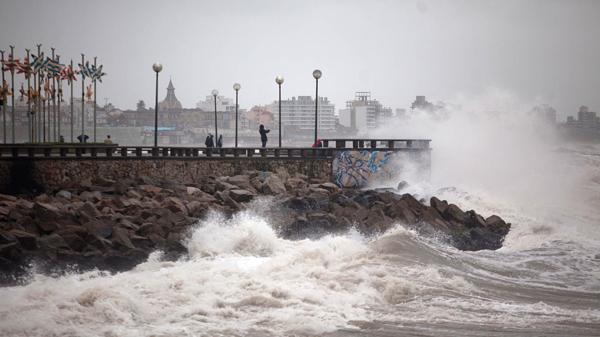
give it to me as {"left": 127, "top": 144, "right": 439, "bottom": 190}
{"left": 32, "top": 52, "right": 37, "bottom": 143}
{"left": 70, "top": 59, "right": 74, "bottom": 143}
{"left": 9, "top": 46, "right": 15, "bottom": 143}
{"left": 1, "top": 50, "right": 5, "bottom": 144}
{"left": 41, "top": 73, "right": 48, "bottom": 143}
{"left": 56, "top": 55, "right": 61, "bottom": 142}
{"left": 80, "top": 54, "right": 85, "bottom": 143}
{"left": 36, "top": 45, "right": 42, "bottom": 143}
{"left": 49, "top": 47, "right": 55, "bottom": 142}
{"left": 26, "top": 49, "right": 31, "bottom": 143}
{"left": 93, "top": 57, "right": 97, "bottom": 143}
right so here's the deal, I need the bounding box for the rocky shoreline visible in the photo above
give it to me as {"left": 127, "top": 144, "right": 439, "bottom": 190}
{"left": 0, "top": 169, "right": 510, "bottom": 285}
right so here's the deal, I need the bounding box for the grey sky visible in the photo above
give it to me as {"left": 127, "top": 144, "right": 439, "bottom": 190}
{"left": 1, "top": 0, "right": 599, "bottom": 118}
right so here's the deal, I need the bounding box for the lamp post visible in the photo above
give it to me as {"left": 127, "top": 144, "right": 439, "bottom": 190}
{"left": 275, "top": 75, "right": 284, "bottom": 147}
{"left": 152, "top": 62, "right": 162, "bottom": 148}
{"left": 312, "top": 69, "right": 321, "bottom": 145}
{"left": 233, "top": 83, "right": 241, "bottom": 148}
{"left": 212, "top": 89, "right": 219, "bottom": 141}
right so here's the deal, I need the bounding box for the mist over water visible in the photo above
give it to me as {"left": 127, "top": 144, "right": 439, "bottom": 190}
{"left": 1, "top": 90, "right": 600, "bottom": 336}
{"left": 372, "top": 89, "right": 600, "bottom": 248}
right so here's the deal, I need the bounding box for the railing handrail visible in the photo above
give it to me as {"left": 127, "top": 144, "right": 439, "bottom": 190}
{"left": 0, "top": 140, "right": 430, "bottom": 159}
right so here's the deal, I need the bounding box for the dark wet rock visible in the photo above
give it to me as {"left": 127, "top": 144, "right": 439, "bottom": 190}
{"left": 229, "top": 189, "right": 255, "bottom": 203}
{"left": 9, "top": 229, "right": 38, "bottom": 250}
{"left": 0, "top": 242, "right": 21, "bottom": 260}
{"left": 112, "top": 227, "right": 135, "bottom": 250}
{"left": 285, "top": 177, "right": 309, "bottom": 191}
{"left": 443, "top": 204, "right": 468, "bottom": 223}
{"left": 396, "top": 180, "right": 409, "bottom": 191}
{"left": 61, "top": 232, "right": 88, "bottom": 252}
{"left": 56, "top": 190, "right": 72, "bottom": 200}
{"left": 262, "top": 175, "right": 286, "bottom": 195}
{"left": 84, "top": 219, "right": 113, "bottom": 239}
{"left": 39, "top": 233, "right": 70, "bottom": 250}
{"left": 430, "top": 196, "right": 449, "bottom": 214}
{"left": 226, "top": 175, "right": 254, "bottom": 192}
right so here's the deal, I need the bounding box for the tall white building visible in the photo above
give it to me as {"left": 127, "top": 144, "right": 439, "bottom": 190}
{"left": 196, "top": 95, "right": 236, "bottom": 114}
{"left": 339, "top": 92, "right": 392, "bottom": 134}
{"left": 196, "top": 95, "right": 246, "bottom": 130}
{"left": 270, "top": 96, "right": 336, "bottom": 132}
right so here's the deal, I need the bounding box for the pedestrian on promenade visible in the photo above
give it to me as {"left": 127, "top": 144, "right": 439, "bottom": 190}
{"left": 217, "top": 134, "right": 223, "bottom": 148}
{"left": 104, "top": 135, "right": 113, "bottom": 144}
{"left": 259, "top": 124, "right": 270, "bottom": 148}
{"left": 205, "top": 133, "right": 214, "bottom": 148}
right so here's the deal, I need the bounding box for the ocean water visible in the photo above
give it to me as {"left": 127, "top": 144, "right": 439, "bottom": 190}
{"left": 1, "top": 142, "right": 599, "bottom": 337}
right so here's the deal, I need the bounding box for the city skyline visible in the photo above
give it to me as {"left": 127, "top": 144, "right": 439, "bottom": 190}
{"left": 2, "top": 0, "right": 600, "bottom": 118}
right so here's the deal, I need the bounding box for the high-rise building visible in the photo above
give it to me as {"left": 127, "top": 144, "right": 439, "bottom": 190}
{"left": 577, "top": 106, "right": 598, "bottom": 128}
{"left": 411, "top": 95, "right": 435, "bottom": 111}
{"left": 270, "top": 96, "right": 335, "bottom": 132}
{"left": 338, "top": 92, "right": 392, "bottom": 134}
{"left": 531, "top": 104, "right": 557, "bottom": 124}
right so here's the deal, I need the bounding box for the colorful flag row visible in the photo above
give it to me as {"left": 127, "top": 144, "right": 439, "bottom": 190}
{"left": 1, "top": 54, "right": 106, "bottom": 82}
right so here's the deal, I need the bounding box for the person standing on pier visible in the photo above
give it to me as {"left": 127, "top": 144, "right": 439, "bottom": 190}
{"left": 259, "top": 124, "right": 270, "bottom": 148}
{"left": 205, "top": 133, "right": 214, "bottom": 148}
{"left": 216, "top": 134, "right": 223, "bottom": 148}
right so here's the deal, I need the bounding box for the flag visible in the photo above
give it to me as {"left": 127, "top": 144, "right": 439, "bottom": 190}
{"left": 31, "top": 54, "right": 48, "bottom": 72}
{"left": 1, "top": 58, "right": 19, "bottom": 72}
{"left": 45, "top": 57, "right": 63, "bottom": 76}
{"left": 16, "top": 59, "right": 32, "bottom": 78}
{"left": 59, "top": 65, "right": 78, "bottom": 82}
{"left": 78, "top": 61, "right": 93, "bottom": 79}
{"left": 89, "top": 64, "right": 106, "bottom": 82}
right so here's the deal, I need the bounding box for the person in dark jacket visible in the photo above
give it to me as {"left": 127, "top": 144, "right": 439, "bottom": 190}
{"left": 259, "top": 124, "right": 270, "bottom": 148}
{"left": 205, "top": 133, "right": 214, "bottom": 148}
{"left": 216, "top": 134, "right": 223, "bottom": 148}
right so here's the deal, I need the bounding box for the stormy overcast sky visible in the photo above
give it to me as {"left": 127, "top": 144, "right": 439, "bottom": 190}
{"left": 1, "top": 0, "right": 599, "bottom": 118}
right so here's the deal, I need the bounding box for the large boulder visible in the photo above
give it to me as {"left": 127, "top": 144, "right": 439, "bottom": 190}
{"left": 262, "top": 175, "right": 286, "bottom": 195}
{"left": 165, "top": 197, "right": 188, "bottom": 215}
{"left": 112, "top": 227, "right": 135, "bottom": 249}
{"left": 226, "top": 175, "right": 254, "bottom": 192}
{"left": 430, "top": 197, "right": 449, "bottom": 214}
{"left": 285, "top": 177, "right": 309, "bottom": 191}
{"left": 443, "top": 204, "right": 468, "bottom": 224}
{"left": 229, "top": 189, "right": 255, "bottom": 203}
{"left": 8, "top": 230, "right": 38, "bottom": 250}
{"left": 84, "top": 219, "right": 113, "bottom": 239}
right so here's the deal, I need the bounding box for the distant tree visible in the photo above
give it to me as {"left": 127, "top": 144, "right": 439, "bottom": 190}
{"left": 137, "top": 100, "right": 146, "bottom": 111}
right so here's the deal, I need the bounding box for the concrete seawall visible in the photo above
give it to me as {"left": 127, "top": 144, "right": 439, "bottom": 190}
{"left": 0, "top": 158, "right": 332, "bottom": 193}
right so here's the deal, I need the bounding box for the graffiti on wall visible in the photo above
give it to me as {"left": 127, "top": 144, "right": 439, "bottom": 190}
{"left": 332, "top": 150, "right": 396, "bottom": 188}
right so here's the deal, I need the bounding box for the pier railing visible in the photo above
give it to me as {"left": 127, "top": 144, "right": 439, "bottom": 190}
{"left": 0, "top": 139, "right": 430, "bottom": 159}
{"left": 320, "top": 138, "right": 430, "bottom": 149}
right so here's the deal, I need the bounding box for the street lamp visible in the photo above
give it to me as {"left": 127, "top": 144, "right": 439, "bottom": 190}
{"left": 275, "top": 75, "right": 284, "bottom": 147}
{"left": 233, "top": 83, "right": 241, "bottom": 148}
{"left": 312, "top": 69, "right": 321, "bottom": 145}
{"left": 212, "top": 89, "right": 219, "bottom": 142}
{"left": 152, "top": 62, "right": 162, "bottom": 148}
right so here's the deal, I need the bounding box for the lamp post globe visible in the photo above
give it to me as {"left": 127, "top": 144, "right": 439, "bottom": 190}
{"left": 275, "top": 75, "right": 284, "bottom": 85}
{"left": 233, "top": 83, "right": 241, "bottom": 91}
{"left": 152, "top": 62, "right": 163, "bottom": 73}
{"left": 211, "top": 89, "right": 219, "bottom": 97}
{"left": 312, "top": 69, "right": 322, "bottom": 79}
